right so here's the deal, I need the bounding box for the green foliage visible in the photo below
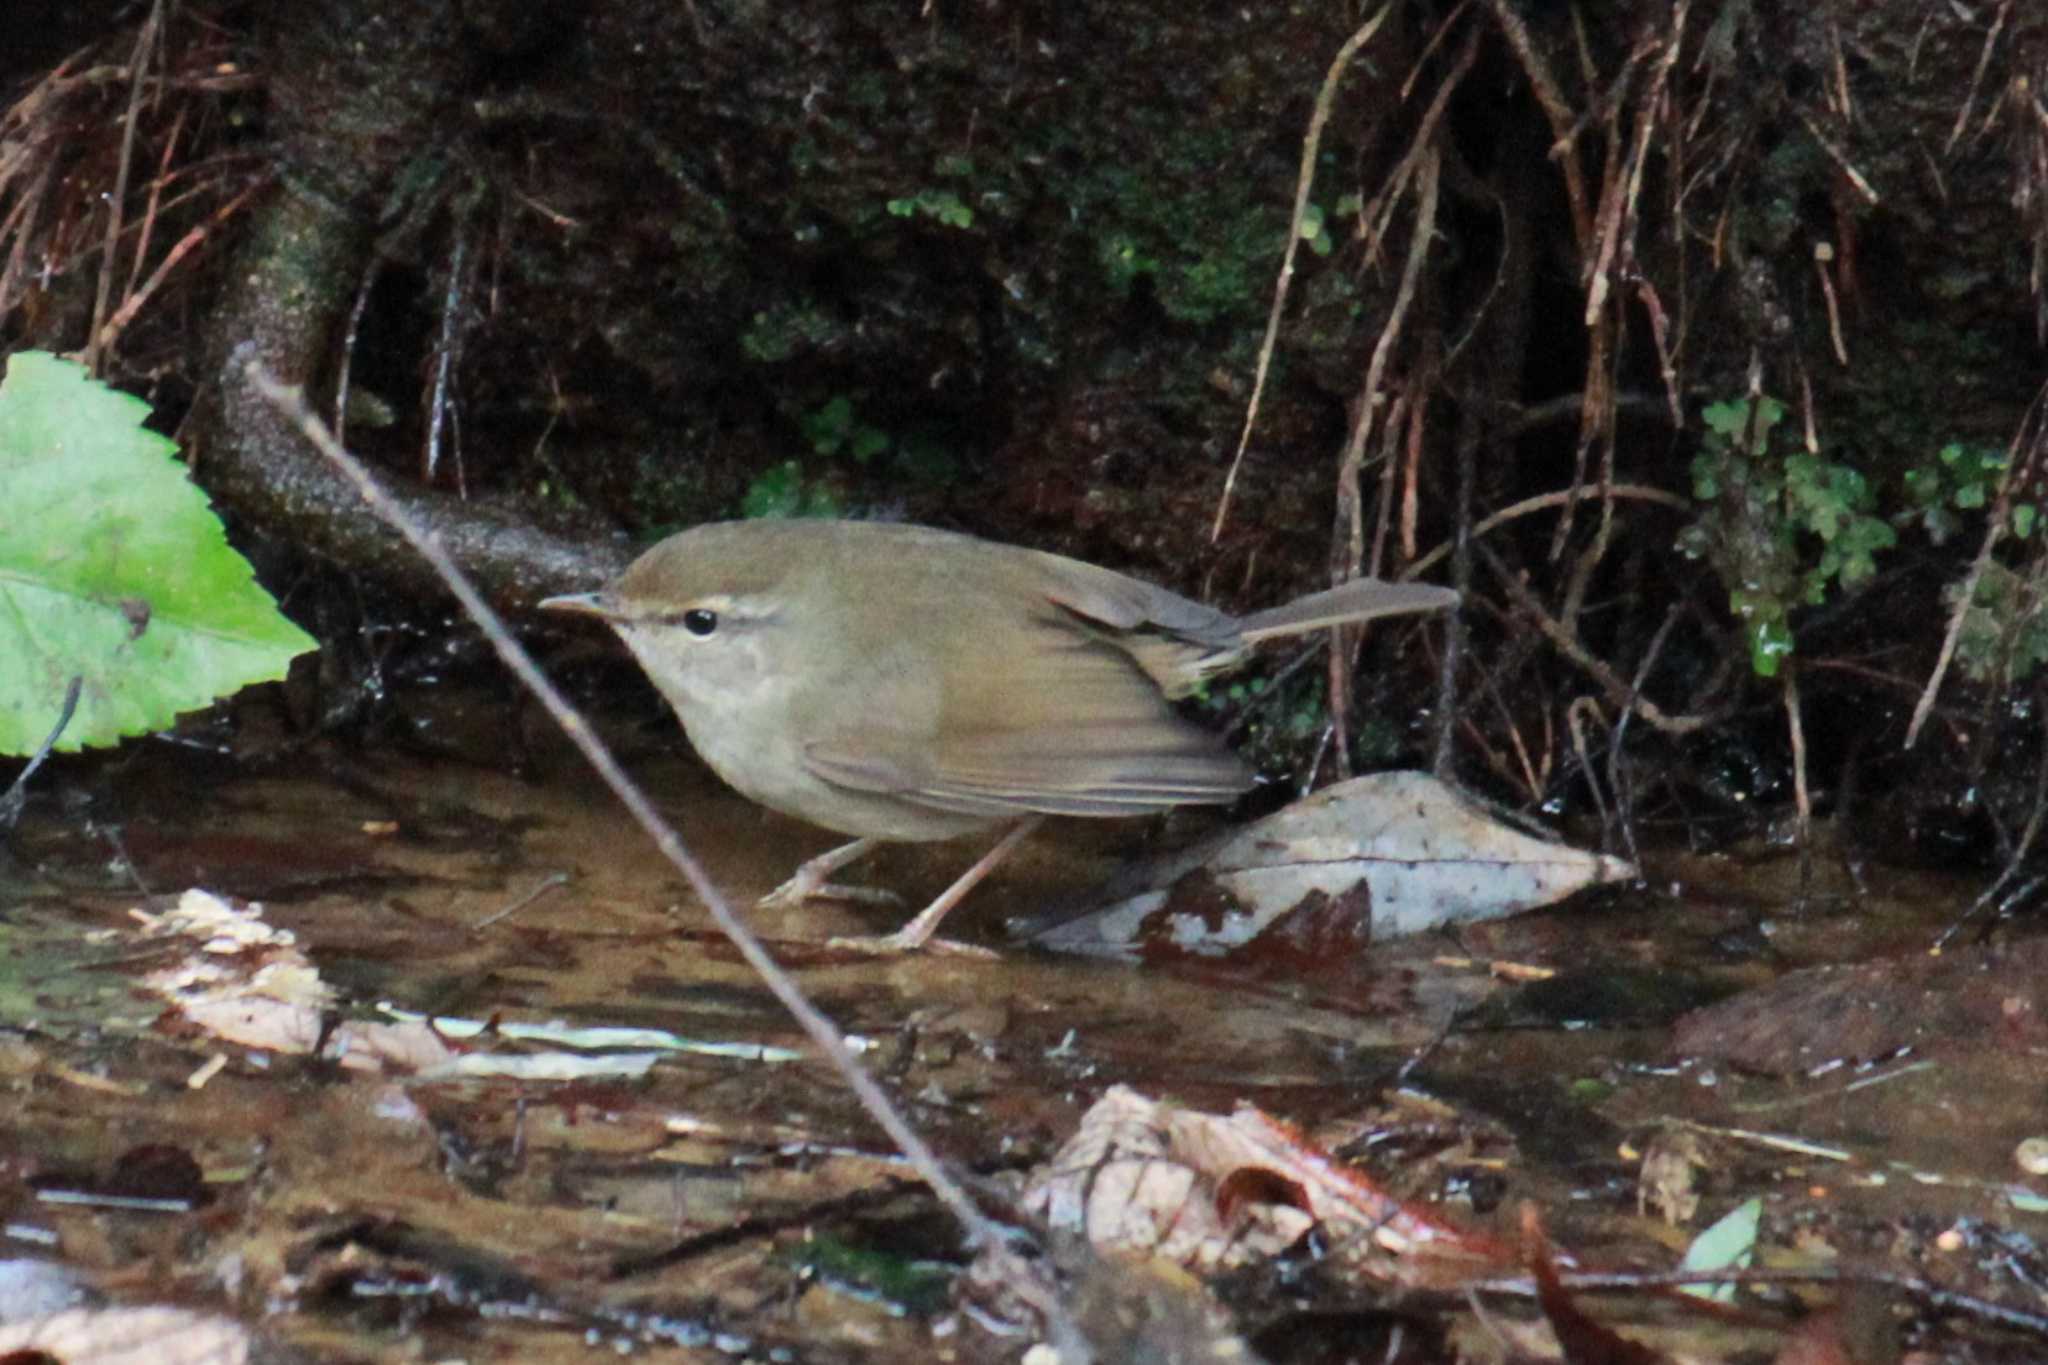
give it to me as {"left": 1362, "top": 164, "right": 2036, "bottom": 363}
{"left": 1895, "top": 440, "right": 2048, "bottom": 687}
{"left": 1059, "top": 121, "right": 1292, "bottom": 326}
{"left": 1902, "top": 441, "right": 2032, "bottom": 545}
{"left": 1297, "top": 193, "right": 1360, "bottom": 259}
{"left": 765, "top": 394, "right": 959, "bottom": 506}
{"left": 1954, "top": 562, "right": 2048, "bottom": 686}
{"left": 801, "top": 394, "right": 892, "bottom": 465}
{"left": 1679, "top": 394, "right": 1897, "bottom": 677}
{"left": 885, "top": 189, "right": 974, "bottom": 229}
{"left": 739, "top": 460, "right": 841, "bottom": 520}
{"left": 1195, "top": 671, "right": 1312, "bottom": 770}
{"left": 0, "top": 351, "right": 316, "bottom": 753}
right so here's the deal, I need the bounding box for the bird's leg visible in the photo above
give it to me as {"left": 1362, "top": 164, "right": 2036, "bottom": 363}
{"left": 758, "top": 837, "right": 899, "bottom": 908}
{"left": 830, "top": 817, "right": 1045, "bottom": 955}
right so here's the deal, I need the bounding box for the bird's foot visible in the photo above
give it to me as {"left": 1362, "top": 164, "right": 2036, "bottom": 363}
{"left": 824, "top": 931, "right": 998, "bottom": 959}
{"left": 759, "top": 878, "right": 902, "bottom": 909}
{"left": 756, "top": 837, "right": 893, "bottom": 909}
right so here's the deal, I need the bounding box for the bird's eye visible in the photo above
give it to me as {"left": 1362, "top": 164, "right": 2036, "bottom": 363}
{"left": 681, "top": 608, "right": 718, "bottom": 637}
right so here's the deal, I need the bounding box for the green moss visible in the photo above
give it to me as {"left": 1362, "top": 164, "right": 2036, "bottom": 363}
{"left": 1046, "top": 121, "right": 1291, "bottom": 326}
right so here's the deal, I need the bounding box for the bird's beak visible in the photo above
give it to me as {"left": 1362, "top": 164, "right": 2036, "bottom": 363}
{"left": 537, "top": 591, "right": 618, "bottom": 621}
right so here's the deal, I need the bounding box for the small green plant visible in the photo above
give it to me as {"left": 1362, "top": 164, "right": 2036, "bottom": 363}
{"left": 885, "top": 188, "right": 974, "bottom": 230}
{"left": 1902, "top": 441, "right": 2034, "bottom": 544}
{"left": 1191, "top": 670, "right": 1384, "bottom": 772}
{"left": 1297, "top": 192, "right": 1360, "bottom": 258}
{"left": 1677, "top": 394, "right": 1897, "bottom": 676}
{"left": 786, "top": 394, "right": 960, "bottom": 491}
{"left": 801, "top": 394, "right": 892, "bottom": 465}
{"left": 1953, "top": 561, "right": 2048, "bottom": 685}
{"left": 739, "top": 460, "right": 841, "bottom": 520}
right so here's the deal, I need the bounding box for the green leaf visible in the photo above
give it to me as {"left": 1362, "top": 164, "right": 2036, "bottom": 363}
{"left": 1700, "top": 399, "right": 1748, "bottom": 439}
{"left": 0, "top": 351, "right": 316, "bottom": 753}
{"left": 1679, "top": 1196, "right": 1761, "bottom": 1303}
{"left": 800, "top": 394, "right": 856, "bottom": 454}
{"left": 1732, "top": 596, "right": 1795, "bottom": 678}
{"left": 848, "top": 426, "right": 891, "bottom": 465}
{"left": 739, "top": 459, "right": 839, "bottom": 520}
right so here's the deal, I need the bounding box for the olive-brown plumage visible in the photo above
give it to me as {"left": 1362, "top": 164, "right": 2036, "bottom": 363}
{"left": 543, "top": 519, "right": 1455, "bottom": 950}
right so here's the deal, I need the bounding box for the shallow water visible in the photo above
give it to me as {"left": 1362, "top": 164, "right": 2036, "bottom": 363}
{"left": 2, "top": 695, "right": 2044, "bottom": 1361}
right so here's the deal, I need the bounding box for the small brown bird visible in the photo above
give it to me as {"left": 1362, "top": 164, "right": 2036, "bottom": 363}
{"left": 542, "top": 519, "right": 1455, "bottom": 952}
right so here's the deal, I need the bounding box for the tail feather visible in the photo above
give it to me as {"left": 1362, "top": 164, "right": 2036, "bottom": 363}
{"left": 1237, "top": 579, "right": 1457, "bottom": 642}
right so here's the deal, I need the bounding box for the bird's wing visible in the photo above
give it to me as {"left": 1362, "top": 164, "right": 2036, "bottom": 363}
{"left": 801, "top": 618, "right": 1251, "bottom": 820}
{"left": 1030, "top": 551, "right": 1241, "bottom": 645}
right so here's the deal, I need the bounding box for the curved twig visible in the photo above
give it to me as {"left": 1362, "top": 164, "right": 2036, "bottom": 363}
{"left": 1210, "top": 3, "right": 1395, "bottom": 542}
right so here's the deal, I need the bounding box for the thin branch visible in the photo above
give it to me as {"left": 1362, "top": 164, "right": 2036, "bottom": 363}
{"left": 1210, "top": 2, "right": 1395, "bottom": 542}
{"left": 1483, "top": 545, "right": 1707, "bottom": 735}
{"left": 1406, "top": 482, "right": 1690, "bottom": 578}
{"left": 85, "top": 0, "right": 163, "bottom": 374}
{"left": 1945, "top": 0, "right": 2013, "bottom": 154}
{"left": 0, "top": 676, "right": 83, "bottom": 831}
{"left": 1482, "top": 0, "right": 1592, "bottom": 250}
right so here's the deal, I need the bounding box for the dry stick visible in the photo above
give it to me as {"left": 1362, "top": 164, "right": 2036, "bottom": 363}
{"left": 0, "top": 676, "right": 82, "bottom": 830}
{"left": 232, "top": 355, "right": 1067, "bottom": 1317}
{"left": 1945, "top": 0, "right": 2013, "bottom": 155}
{"left": 1357, "top": 23, "right": 1481, "bottom": 273}
{"left": 0, "top": 160, "right": 54, "bottom": 321}
{"left": 95, "top": 177, "right": 265, "bottom": 355}
{"left": 334, "top": 257, "right": 382, "bottom": 445}
{"left": 1432, "top": 355, "right": 1467, "bottom": 776}
{"left": 1481, "top": 544, "right": 1706, "bottom": 736}
{"left": 1341, "top": 148, "right": 1441, "bottom": 579}
{"left": 1405, "top": 483, "right": 1688, "bottom": 579}
{"left": 1482, "top": 0, "right": 1591, "bottom": 252}
{"left": 1367, "top": 388, "right": 1411, "bottom": 582}
{"left": 1328, "top": 153, "right": 1442, "bottom": 771}
{"left": 1823, "top": 9, "right": 1855, "bottom": 123}
{"left": 84, "top": 0, "right": 161, "bottom": 375}
{"left": 472, "top": 871, "right": 571, "bottom": 931}
{"left": 1561, "top": 10, "right": 1679, "bottom": 576}
{"left": 1542, "top": 12, "right": 1675, "bottom": 573}
{"left": 1607, "top": 604, "right": 1683, "bottom": 868}
{"left": 122, "top": 101, "right": 185, "bottom": 304}
{"left": 1554, "top": 30, "right": 1671, "bottom": 599}
{"left": 1545, "top": 65, "right": 1638, "bottom": 561}
{"left": 425, "top": 223, "right": 470, "bottom": 489}
{"left": 1782, "top": 665, "right": 1812, "bottom": 894}
{"left": 1209, "top": 1, "right": 1393, "bottom": 542}
{"left": 1562, "top": 697, "right": 1609, "bottom": 833}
